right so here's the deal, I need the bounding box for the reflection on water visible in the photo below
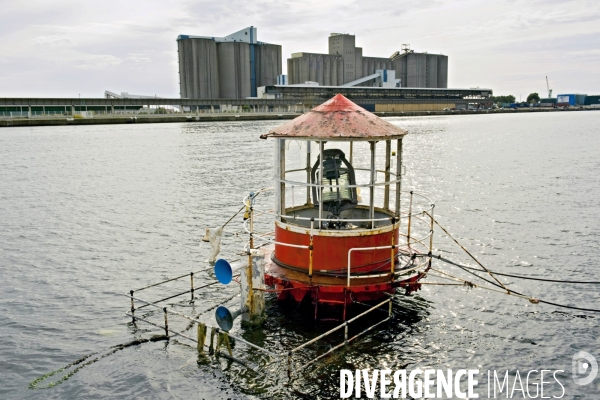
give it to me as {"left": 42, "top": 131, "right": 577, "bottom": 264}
{"left": 1, "top": 112, "right": 599, "bottom": 398}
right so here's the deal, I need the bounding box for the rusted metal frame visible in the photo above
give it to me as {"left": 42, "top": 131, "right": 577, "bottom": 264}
{"left": 290, "top": 297, "right": 390, "bottom": 354}
{"left": 135, "top": 280, "right": 223, "bottom": 310}
{"left": 126, "top": 295, "right": 280, "bottom": 358}
{"left": 384, "top": 140, "right": 391, "bottom": 210}
{"left": 406, "top": 230, "right": 434, "bottom": 248}
{"left": 395, "top": 139, "right": 402, "bottom": 219}
{"left": 133, "top": 267, "right": 212, "bottom": 292}
{"left": 396, "top": 190, "right": 434, "bottom": 216}
{"left": 127, "top": 311, "right": 194, "bottom": 341}
{"left": 126, "top": 312, "right": 262, "bottom": 370}
{"left": 297, "top": 316, "right": 391, "bottom": 373}
{"left": 369, "top": 141, "right": 376, "bottom": 229}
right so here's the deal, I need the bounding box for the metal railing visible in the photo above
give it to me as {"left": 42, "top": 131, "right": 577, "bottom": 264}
{"left": 125, "top": 267, "right": 393, "bottom": 376}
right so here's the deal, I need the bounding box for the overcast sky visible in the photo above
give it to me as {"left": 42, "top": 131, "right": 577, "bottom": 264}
{"left": 1, "top": 0, "right": 598, "bottom": 99}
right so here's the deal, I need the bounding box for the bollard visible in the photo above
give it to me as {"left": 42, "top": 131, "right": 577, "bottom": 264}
{"left": 197, "top": 323, "right": 207, "bottom": 353}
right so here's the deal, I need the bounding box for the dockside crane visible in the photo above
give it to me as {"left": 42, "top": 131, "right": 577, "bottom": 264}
{"left": 546, "top": 76, "right": 553, "bottom": 98}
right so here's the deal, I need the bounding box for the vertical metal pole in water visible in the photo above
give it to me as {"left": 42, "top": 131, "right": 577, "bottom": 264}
{"left": 407, "top": 191, "right": 413, "bottom": 246}
{"left": 130, "top": 290, "right": 135, "bottom": 320}
{"left": 428, "top": 205, "right": 435, "bottom": 268}
{"left": 384, "top": 140, "right": 391, "bottom": 210}
{"left": 318, "top": 141, "right": 324, "bottom": 229}
{"left": 388, "top": 298, "right": 393, "bottom": 317}
{"left": 306, "top": 141, "right": 311, "bottom": 205}
{"left": 344, "top": 322, "right": 348, "bottom": 344}
{"left": 248, "top": 192, "right": 255, "bottom": 314}
{"left": 395, "top": 139, "right": 402, "bottom": 220}
{"left": 190, "top": 272, "right": 194, "bottom": 301}
{"left": 163, "top": 307, "right": 169, "bottom": 337}
{"left": 369, "top": 142, "right": 376, "bottom": 229}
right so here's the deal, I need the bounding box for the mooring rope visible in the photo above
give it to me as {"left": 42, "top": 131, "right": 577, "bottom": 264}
{"left": 419, "top": 215, "right": 600, "bottom": 312}
{"left": 434, "top": 257, "right": 600, "bottom": 284}
{"left": 424, "top": 212, "right": 509, "bottom": 292}
{"left": 29, "top": 335, "right": 168, "bottom": 390}
{"left": 426, "top": 264, "right": 600, "bottom": 313}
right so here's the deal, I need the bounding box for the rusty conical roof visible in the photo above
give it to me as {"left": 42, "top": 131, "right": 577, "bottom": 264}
{"left": 260, "top": 94, "right": 407, "bottom": 141}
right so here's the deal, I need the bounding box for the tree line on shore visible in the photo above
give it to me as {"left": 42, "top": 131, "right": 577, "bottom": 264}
{"left": 490, "top": 93, "right": 541, "bottom": 105}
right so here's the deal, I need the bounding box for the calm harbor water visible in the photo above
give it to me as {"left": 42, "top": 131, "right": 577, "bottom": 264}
{"left": 1, "top": 112, "right": 599, "bottom": 399}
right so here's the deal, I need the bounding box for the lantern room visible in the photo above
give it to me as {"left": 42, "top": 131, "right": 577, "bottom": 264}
{"left": 259, "top": 95, "right": 410, "bottom": 303}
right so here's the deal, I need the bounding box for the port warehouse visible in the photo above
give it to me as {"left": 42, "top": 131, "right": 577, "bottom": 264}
{"left": 0, "top": 87, "right": 493, "bottom": 116}
{"left": 555, "top": 94, "right": 599, "bottom": 107}
{"left": 260, "top": 85, "right": 491, "bottom": 111}
{"left": 523, "top": 94, "right": 599, "bottom": 108}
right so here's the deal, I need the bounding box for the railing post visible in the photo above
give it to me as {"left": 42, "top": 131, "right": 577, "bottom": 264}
{"left": 248, "top": 192, "right": 255, "bottom": 313}
{"left": 428, "top": 205, "right": 435, "bottom": 269}
{"left": 369, "top": 141, "right": 376, "bottom": 229}
{"left": 190, "top": 272, "right": 194, "bottom": 301}
{"left": 344, "top": 322, "right": 349, "bottom": 344}
{"left": 384, "top": 140, "right": 391, "bottom": 210}
{"left": 407, "top": 191, "right": 414, "bottom": 245}
{"left": 309, "top": 218, "right": 314, "bottom": 285}
{"left": 130, "top": 290, "right": 135, "bottom": 320}
{"left": 163, "top": 307, "right": 169, "bottom": 337}
{"left": 347, "top": 249, "right": 353, "bottom": 288}
{"left": 390, "top": 217, "right": 396, "bottom": 278}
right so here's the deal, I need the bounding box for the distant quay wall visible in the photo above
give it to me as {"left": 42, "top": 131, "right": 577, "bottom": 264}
{"left": 1, "top": 108, "right": 596, "bottom": 128}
